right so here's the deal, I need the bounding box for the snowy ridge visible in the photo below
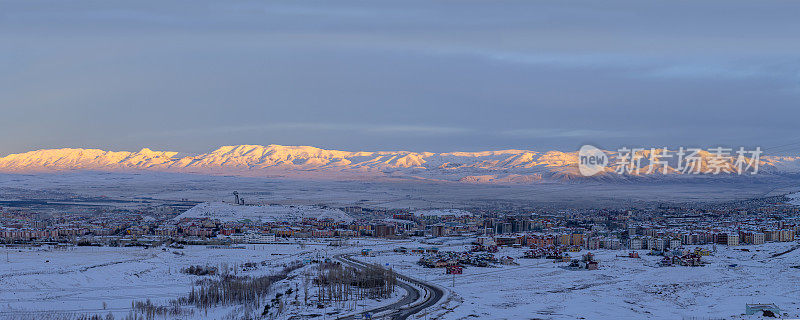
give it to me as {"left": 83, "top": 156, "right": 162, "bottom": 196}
{"left": 1, "top": 144, "right": 799, "bottom": 183}
{"left": 176, "top": 202, "right": 353, "bottom": 223}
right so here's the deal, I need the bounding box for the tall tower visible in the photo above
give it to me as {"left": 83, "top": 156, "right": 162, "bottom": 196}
{"left": 233, "top": 191, "right": 239, "bottom": 205}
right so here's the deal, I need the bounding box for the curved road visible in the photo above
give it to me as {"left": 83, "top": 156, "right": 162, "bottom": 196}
{"left": 334, "top": 254, "right": 444, "bottom": 320}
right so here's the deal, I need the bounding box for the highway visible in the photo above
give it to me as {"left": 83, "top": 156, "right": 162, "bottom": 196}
{"left": 334, "top": 254, "right": 444, "bottom": 320}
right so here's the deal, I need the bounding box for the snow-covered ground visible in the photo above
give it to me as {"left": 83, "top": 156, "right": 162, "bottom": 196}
{"left": 787, "top": 191, "right": 800, "bottom": 205}
{"left": 0, "top": 243, "right": 318, "bottom": 318}
{"left": 176, "top": 202, "right": 353, "bottom": 223}
{"left": 2, "top": 172, "right": 796, "bottom": 211}
{"left": 0, "top": 239, "right": 406, "bottom": 319}
{"left": 357, "top": 241, "right": 800, "bottom": 320}
{"left": 3, "top": 239, "right": 799, "bottom": 319}
{"left": 413, "top": 209, "right": 472, "bottom": 217}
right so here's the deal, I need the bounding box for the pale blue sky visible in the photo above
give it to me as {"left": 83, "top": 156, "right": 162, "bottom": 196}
{"left": 2, "top": 0, "right": 799, "bottom": 155}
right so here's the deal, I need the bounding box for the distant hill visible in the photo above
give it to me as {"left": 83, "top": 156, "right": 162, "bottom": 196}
{"left": 1, "top": 144, "right": 798, "bottom": 184}
{"left": 176, "top": 202, "right": 353, "bottom": 223}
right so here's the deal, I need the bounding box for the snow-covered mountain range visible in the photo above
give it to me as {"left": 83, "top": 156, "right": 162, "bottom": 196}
{"left": 1, "top": 145, "right": 799, "bottom": 183}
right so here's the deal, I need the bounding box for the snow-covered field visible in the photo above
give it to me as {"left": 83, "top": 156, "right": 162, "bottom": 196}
{"left": 2, "top": 239, "right": 799, "bottom": 319}
{"left": 0, "top": 243, "right": 315, "bottom": 318}
{"left": 2, "top": 172, "right": 796, "bottom": 210}
{"left": 0, "top": 239, "right": 404, "bottom": 319}
{"left": 357, "top": 240, "right": 800, "bottom": 320}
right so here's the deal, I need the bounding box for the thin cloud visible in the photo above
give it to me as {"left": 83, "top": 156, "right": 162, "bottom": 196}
{"left": 128, "top": 123, "right": 472, "bottom": 139}
{"left": 500, "top": 129, "right": 626, "bottom": 138}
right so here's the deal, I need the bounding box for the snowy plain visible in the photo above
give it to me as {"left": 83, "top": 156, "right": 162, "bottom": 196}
{"left": 0, "top": 244, "right": 300, "bottom": 318}
{"left": 2, "top": 172, "right": 796, "bottom": 211}
{"left": 2, "top": 239, "right": 798, "bottom": 319}
{"left": 0, "top": 239, "right": 406, "bottom": 319}
{"left": 356, "top": 240, "right": 800, "bottom": 320}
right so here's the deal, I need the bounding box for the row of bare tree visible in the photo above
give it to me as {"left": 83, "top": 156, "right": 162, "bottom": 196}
{"left": 179, "top": 261, "right": 304, "bottom": 309}
{"left": 314, "top": 261, "right": 397, "bottom": 304}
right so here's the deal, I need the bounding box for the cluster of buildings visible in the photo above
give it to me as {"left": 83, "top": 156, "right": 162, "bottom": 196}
{"left": 0, "top": 209, "right": 166, "bottom": 243}
{"left": 564, "top": 252, "right": 599, "bottom": 270}
{"left": 626, "top": 222, "right": 797, "bottom": 250}
{"left": 416, "top": 250, "right": 509, "bottom": 269}
{"left": 0, "top": 204, "right": 469, "bottom": 244}
{"left": 657, "top": 249, "right": 706, "bottom": 267}
{"left": 2, "top": 194, "right": 800, "bottom": 252}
